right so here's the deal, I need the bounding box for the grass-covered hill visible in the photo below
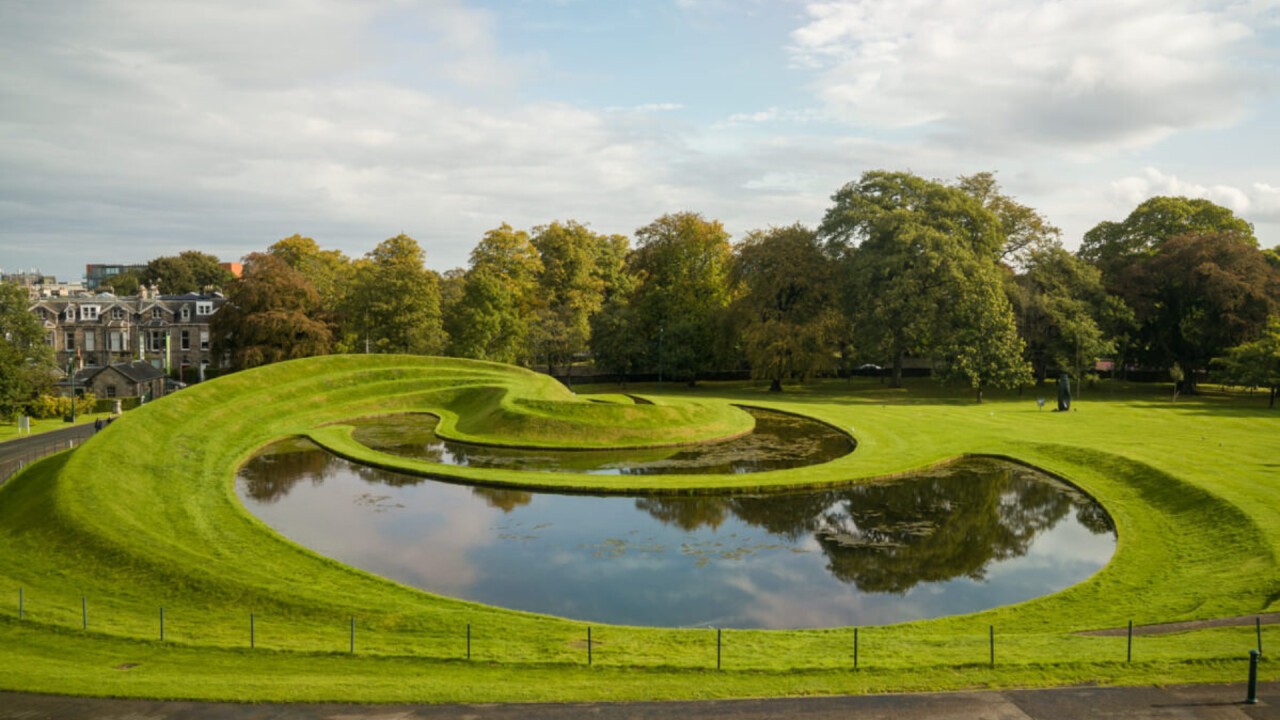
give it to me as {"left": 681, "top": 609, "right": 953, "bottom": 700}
{"left": 0, "top": 354, "right": 1277, "bottom": 702}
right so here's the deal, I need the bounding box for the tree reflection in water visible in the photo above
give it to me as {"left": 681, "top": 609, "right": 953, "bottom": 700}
{"left": 633, "top": 459, "right": 1112, "bottom": 594}
{"left": 238, "top": 438, "right": 338, "bottom": 503}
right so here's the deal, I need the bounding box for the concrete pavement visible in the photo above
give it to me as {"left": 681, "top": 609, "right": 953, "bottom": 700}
{"left": 0, "top": 683, "right": 1277, "bottom": 719}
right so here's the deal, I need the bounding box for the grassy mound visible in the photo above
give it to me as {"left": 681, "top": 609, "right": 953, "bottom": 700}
{"left": 0, "top": 355, "right": 1277, "bottom": 702}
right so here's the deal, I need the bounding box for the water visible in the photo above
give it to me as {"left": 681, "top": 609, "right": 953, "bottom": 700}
{"left": 346, "top": 407, "right": 856, "bottom": 474}
{"left": 237, "top": 445, "right": 1115, "bottom": 629}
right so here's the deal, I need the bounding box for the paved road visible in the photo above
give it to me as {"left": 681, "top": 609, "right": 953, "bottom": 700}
{"left": 0, "top": 683, "right": 1276, "bottom": 719}
{"left": 0, "top": 423, "right": 95, "bottom": 484}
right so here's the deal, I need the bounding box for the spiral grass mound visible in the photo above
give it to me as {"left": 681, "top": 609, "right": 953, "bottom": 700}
{"left": 0, "top": 354, "right": 1277, "bottom": 702}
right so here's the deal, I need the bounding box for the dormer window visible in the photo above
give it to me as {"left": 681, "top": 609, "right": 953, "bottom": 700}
{"left": 181, "top": 305, "right": 191, "bottom": 321}
{"left": 111, "top": 307, "right": 125, "bottom": 320}
{"left": 152, "top": 308, "right": 163, "bottom": 320}
{"left": 81, "top": 305, "right": 100, "bottom": 321}
{"left": 196, "top": 301, "right": 213, "bottom": 316}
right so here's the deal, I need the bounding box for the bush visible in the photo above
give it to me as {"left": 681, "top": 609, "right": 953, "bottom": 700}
{"left": 27, "top": 393, "right": 98, "bottom": 420}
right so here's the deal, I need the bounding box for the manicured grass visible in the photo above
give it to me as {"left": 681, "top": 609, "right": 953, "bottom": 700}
{"left": 0, "top": 412, "right": 111, "bottom": 442}
{"left": 0, "top": 354, "right": 1277, "bottom": 702}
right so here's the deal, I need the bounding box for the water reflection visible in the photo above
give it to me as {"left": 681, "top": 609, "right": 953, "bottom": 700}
{"left": 346, "top": 408, "right": 855, "bottom": 475}
{"left": 237, "top": 446, "right": 1115, "bottom": 628}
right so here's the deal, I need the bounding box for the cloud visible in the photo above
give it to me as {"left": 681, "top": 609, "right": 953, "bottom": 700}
{"left": 1111, "top": 168, "right": 1280, "bottom": 223}
{"left": 788, "top": 0, "right": 1269, "bottom": 153}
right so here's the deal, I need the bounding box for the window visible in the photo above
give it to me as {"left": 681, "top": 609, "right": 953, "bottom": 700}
{"left": 150, "top": 330, "right": 164, "bottom": 352}
{"left": 46, "top": 332, "right": 55, "bottom": 347}
{"left": 84, "top": 331, "right": 96, "bottom": 352}
{"left": 196, "top": 301, "right": 213, "bottom": 315}
{"left": 108, "top": 331, "right": 126, "bottom": 352}
{"left": 64, "top": 307, "right": 76, "bottom": 322}
{"left": 64, "top": 331, "right": 75, "bottom": 350}
{"left": 181, "top": 305, "right": 191, "bottom": 321}
{"left": 200, "top": 330, "right": 209, "bottom": 350}
{"left": 106, "top": 385, "right": 117, "bottom": 398}
{"left": 111, "top": 307, "right": 125, "bottom": 320}
{"left": 81, "top": 306, "right": 99, "bottom": 321}
{"left": 152, "top": 308, "right": 163, "bottom": 320}
{"left": 180, "top": 330, "right": 190, "bottom": 351}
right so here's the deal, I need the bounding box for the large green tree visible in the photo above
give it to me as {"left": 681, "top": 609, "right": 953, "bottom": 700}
{"left": 210, "top": 253, "right": 333, "bottom": 370}
{"left": 820, "top": 171, "right": 1016, "bottom": 390}
{"left": 1012, "top": 246, "right": 1116, "bottom": 385}
{"left": 143, "top": 250, "right": 235, "bottom": 294}
{"left": 446, "top": 224, "right": 542, "bottom": 364}
{"left": 338, "top": 235, "right": 445, "bottom": 355}
{"left": 1079, "top": 196, "right": 1256, "bottom": 280}
{"left": 626, "top": 212, "right": 734, "bottom": 385}
{"left": 730, "top": 224, "right": 841, "bottom": 391}
{"left": 0, "top": 282, "right": 55, "bottom": 421}
{"left": 267, "top": 235, "right": 352, "bottom": 312}
{"left": 956, "top": 172, "right": 1061, "bottom": 268}
{"left": 1213, "top": 316, "right": 1280, "bottom": 408}
{"left": 1118, "top": 231, "right": 1280, "bottom": 393}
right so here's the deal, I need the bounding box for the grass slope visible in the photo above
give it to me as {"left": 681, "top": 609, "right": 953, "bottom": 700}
{"left": 0, "top": 354, "right": 1277, "bottom": 702}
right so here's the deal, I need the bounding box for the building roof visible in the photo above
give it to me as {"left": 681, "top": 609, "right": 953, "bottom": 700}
{"left": 62, "top": 361, "right": 166, "bottom": 386}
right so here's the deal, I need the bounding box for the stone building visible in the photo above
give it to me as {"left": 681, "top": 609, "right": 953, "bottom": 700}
{"left": 58, "top": 361, "right": 167, "bottom": 403}
{"left": 29, "top": 286, "right": 225, "bottom": 388}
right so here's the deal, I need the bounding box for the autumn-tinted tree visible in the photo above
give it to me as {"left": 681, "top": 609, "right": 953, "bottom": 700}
{"left": 0, "top": 282, "right": 55, "bottom": 420}
{"left": 1118, "top": 231, "right": 1280, "bottom": 393}
{"left": 267, "top": 234, "right": 352, "bottom": 311}
{"left": 1213, "top": 316, "right": 1280, "bottom": 408}
{"left": 446, "top": 224, "right": 542, "bottom": 364}
{"left": 338, "top": 234, "right": 445, "bottom": 354}
{"left": 626, "top": 212, "right": 734, "bottom": 385}
{"left": 730, "top": 224, "right": 840, "bottom": 391}
{"left": 819, "top": 171, "right": 1009, "bottom": 388}
{"left": 210, "top": 253, "right": 333, "bottom": 370}
{"left": 1079, "top": 196, "right": 1256, "bottom": 280}
{"left": 143, "top": 250, "right": 235, "bottom": 294}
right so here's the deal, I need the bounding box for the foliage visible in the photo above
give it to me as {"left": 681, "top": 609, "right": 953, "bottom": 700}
{"left": 1116, "top": 231, "right": 1280, "bottom": 392}
{"left": 142, "top": 250, "right": 234, "bottom": 295}
{"left": 1213, "top": 316, "right": 1280, "bottom": 407}
{"left": 211, "top": 253, "right": 333, "bottom": 370}
{"left": 1079, "top": 196, "right": 1256, "bottom": 280}
{"left": 98, "top": 270, "right": 141, "bottom": 296}
{"left": 1012, "top": 246, "right": 1115, "bottom": 384}
{"left": 956, "top": 171, "right": 1061, "bottom": 268}
{"left": 730, "top": 224, "right": 840, "bottom": 391}
{"left": 446, "top": 224, "right": 543, "bottom": 364}
{"left": 939, "top": 267, "right": 1033, "bottom": 401}
{"left": 820, "top": 170, "right": 1009, "bottom": 389}
{"left": 25, "top": 392, "right": 97, "bottom": 420}
{"left": 267, "top": 234, "right": 352, "bottom": 311}
{"left": 337, "top": 235, "right": 445, "bottom": 355}
{"left": 0, "top": 282, "right": 56, "bottom": 421}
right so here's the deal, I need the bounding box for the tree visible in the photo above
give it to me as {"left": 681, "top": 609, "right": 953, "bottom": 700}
{"left": 210, "top": 253, "right": 333, "bottom": 370}
{"left": 1012, "top": 246, "right": 1115, "bottom": 385}
{"left": 940, "top": 267, "right": 1033, "bottom": 402}
{"left": 1079, "top": 196, "right": 1256, "bottom": 280}
{"left": 0, "top": 282, "right": 55, "bottom": 421}
{"left": 819, "top": 170, "right": 1006, "bottom": 388}
{"left": 1213, "top": 316, "right": 1280, "bottom": 408}
{"left": 99, "top": 270, "right": 141, "bottom": 296}
{"left": 527, "top": 221, "right": 624, "bottom": 377}
{"left": 143, "top": 250, "right": 234, "bottom": 294}
{"left": 627, "top": 212, "right": 734, "bottom": 385}
{"left": 267, "top": 234, "right": 352, "bottom": 311}
{"left": 338, "top": 235, "right": 445, "bottom": 355}
{"left": 1118, "top": 231, "right": 1280, "bottom": 393}
{"left": 446, "top": 224, "right": 542, "bottom": 363}
{"left": 956, "top": 172, "right": 1061, "bottom": 268}
{"left": 730, "top": 224, "right": 841, "bottom": 391}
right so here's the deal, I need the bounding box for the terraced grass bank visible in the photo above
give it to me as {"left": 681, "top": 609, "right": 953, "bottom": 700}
{"left": 0, "top": 355, "right": 1277, "bottom": 702}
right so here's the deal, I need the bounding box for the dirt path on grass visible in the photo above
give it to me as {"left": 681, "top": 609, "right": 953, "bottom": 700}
{"left": 1080, "top": 613, "right": 1280, "bottom": 637}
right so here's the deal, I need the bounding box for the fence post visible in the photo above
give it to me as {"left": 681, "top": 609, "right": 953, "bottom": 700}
{"left": 1247, "top": 650, "right": 1261, "bottom": 704}
{"left": 588, "top": 626, "right": 593, "bottom": 666}
{"left": 1127, "top": 620, "right": 1133, "bottom": 664}
{"left": 160, "top": 607, "right": 165, "bottom": 641}
{"left": 467, "top": 623, "right": 471, "bottom": 660}
{"left": 350, "top": 616, "right": 355, "bottom": 654}
{"left": 854, "top": 627, "right": 859, "bottom": 671}
{"left": 989, "top": 625, "right": 995, "bottom": 668}
{"left": 717, "top": 628, "right": 722, "bottom": 670}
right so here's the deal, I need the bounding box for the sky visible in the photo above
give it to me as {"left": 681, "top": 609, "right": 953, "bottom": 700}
{"left": 2, "top": 0, "right": 1278, "bottom": 281}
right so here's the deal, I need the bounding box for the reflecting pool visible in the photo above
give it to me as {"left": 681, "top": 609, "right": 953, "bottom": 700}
{"left": 346, "top": 407, "right": 855, "bottom": 474}
{"left": 237, "top": 445, "right": 1115, "bottom": 629}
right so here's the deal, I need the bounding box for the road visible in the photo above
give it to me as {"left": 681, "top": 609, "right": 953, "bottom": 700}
{"left": 0, "top": 422, "right": 96, "bottom": 484}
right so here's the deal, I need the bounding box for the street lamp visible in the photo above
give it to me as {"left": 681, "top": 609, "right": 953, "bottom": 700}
{"left": 67, "top": 359, "right": 76, "bottom": 423}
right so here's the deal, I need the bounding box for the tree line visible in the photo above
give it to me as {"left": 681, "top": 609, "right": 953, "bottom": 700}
{"left": 4, "top": 169, "right": 1279, "bottom": 420}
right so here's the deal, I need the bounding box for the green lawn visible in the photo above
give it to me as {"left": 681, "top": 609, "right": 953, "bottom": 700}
{"left": 0, "top": 354, "right": 1277, "bottom": 702}
{"left": 0, "top": 412, "right": 111, "bottom": 442}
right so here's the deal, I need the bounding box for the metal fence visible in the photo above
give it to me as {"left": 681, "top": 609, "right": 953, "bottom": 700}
{"left": 0, "top": 436, "right": 82, "bottom": 485}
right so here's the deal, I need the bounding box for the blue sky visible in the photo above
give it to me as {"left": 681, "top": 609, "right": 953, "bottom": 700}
{"left": 1, "top": 0, "right": 1277, "bottom": 281}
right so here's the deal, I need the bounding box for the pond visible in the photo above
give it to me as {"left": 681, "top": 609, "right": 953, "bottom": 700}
{"left": 345, "top": 407, "right": 856, "bottom": 475}
{"left": 237, "top": 443, "right": 1116, "bottom": 629}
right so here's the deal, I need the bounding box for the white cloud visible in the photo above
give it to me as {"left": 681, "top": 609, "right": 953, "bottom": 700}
{"left": 789, "top": 0, "right": 1269, "bottom": 153}
{"left": 1110, "top": 168, "right": 1280, "bottom": 222}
